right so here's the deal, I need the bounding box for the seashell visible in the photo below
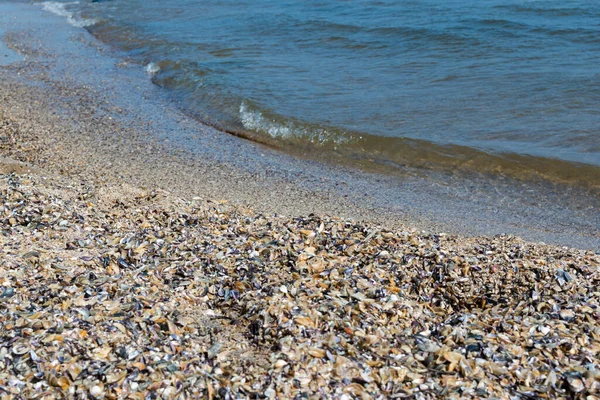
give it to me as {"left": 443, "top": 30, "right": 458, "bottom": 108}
{"left": 559, "top": 309, "right": 575, "bottom": 321}
{"left": 90, "top": 384, "right": 104, "bottom": 397}
{"left": 567, "top": 376, "right": 584, "bottom": 393}
{"left": 293, "top": 316, "right": 313, "bottom": 327}
{"left": 415, "top": 336, "right": 441, "bottom": 353}
{"left": 207, "top": 343, "right": 222, "bottom": 359}
{"left": 1, "top": 169, "right": 599, "bottom": 399}
{"left": 12, "top": 343, "right": 29, "bottom": 355}
{"left": 308, "top": 348, "right": 326, "bottom": 358}
{"left": 56, "top": 377, "right": 70, "bottom": 391}
{"left": 1, "top": 287, "right": 15, "bottom": 298}
{"left": 67, "top": 364, "right": 82, "bottom": 380}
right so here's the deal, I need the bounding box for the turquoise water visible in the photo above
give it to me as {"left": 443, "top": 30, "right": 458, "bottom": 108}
{"left": 39, "top": 0, "right": 600, "bottom": 184}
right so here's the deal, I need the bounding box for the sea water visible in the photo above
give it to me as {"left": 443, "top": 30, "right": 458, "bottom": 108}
{"left": 39, "top": 0, "right": 600, "bottom": 186}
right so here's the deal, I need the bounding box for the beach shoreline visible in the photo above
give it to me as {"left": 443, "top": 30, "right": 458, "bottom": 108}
{"left": 0, "top": 1, "right": 599, "bottom": 251}
{"left": 1, "top": 3, "right": 600, "bottom": 398}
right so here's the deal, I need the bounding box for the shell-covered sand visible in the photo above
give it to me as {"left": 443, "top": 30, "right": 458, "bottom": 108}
{"left": 1, "top": 161, "right": 599, "bottom": 398}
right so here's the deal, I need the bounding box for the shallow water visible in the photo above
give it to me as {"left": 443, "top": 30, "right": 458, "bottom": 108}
{"left": 0, "top": 28, "right": 23, "bottom": 66}
{"left": 37, "top": 0, "right": 600, "bottom": 185}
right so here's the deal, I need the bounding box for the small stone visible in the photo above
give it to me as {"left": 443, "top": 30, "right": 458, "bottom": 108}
{"left": 264, "top": 388, "right": 276, "bottom": 400}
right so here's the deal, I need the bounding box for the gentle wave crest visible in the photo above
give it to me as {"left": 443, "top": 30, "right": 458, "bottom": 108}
{"left": 145, "top": 62, "right": 161, "bottom": 76}
{"left": 239, "top": 101, "right": 292, "bottom": 139}
{"left": 239, "top": 101, "right": 353, "bottom": 147}
{"left": 41, "top": 2, "right": 97, "bottom": 28}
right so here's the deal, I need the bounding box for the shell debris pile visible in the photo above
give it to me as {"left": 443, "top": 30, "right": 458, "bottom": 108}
{"left": 1, "top": 173, "right": 599, "bottom": 399}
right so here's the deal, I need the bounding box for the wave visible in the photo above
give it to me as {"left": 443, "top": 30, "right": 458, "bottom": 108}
{"left": 239, "top": 101, "right": 352, "bottom": 146}
{"left": 494, "top": 4, "right": 599, "bottom": 18}
{"left": 303, "top": 19, "right": 480, "bottom": 48}
{"left": 235, "top": 102, "right": 600, "bottom": 190}
{"left": 530, "top": 26, "right": 600, "bottom": 43}
{"left": 41, "top": 2, "right": 98, "bottom": 28}
{"left": 240, "top": 101, "right": 293, "bottom": 140}
{"left": 145, "top": 62, "right": 160, "bottom": 76}
{"left": 473, "top": 18, "right": 532, "bottom": 31}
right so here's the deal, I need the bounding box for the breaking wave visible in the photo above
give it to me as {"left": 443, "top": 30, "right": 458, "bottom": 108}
{"left": 41, "top": 2, "right": 97, "bottom": 28}
{"left": 239, "top": 101, "right": 352, "bottom": 146}
{"left": 145, "top": 62, "right": 161, "bottom": 76}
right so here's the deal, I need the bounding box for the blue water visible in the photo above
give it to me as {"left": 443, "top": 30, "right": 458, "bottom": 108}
{"left": 40, "top": 0, "right": 600, "bottom": 183}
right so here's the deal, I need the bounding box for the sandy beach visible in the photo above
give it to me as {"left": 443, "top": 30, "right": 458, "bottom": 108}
{"left": 1, "top": 2, "right": 600, "bottom": 399}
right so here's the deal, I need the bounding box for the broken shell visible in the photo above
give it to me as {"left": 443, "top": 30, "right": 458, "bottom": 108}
{"left": 0, "top": 170, "right": 598, "bottom": 399}
{"left": 308, "top": 348, "right": 326, "bottom": 358}
{"left": 90, "top": 385, "right": 104, "bottom": 397}
{"left": 567, "top": 376, "right": 585, "bottom": 393}
{"left": 11, "top": 343, "right": 29, "bottom": 355}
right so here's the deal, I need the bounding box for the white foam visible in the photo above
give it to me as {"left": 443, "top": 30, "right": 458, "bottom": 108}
{"left": 41, "top": 2, "right": 97, "bottom": 28}
{"left": 69, "top": 17, "right": 97, "bottom": 28}
{"left": 239, "top": 101, "right": 355, "bottom": 146}
{"left": 239, "top": 101, "right": 292, "bottom": 139}
{"left": 145, "top": 62, "right": 161, "bottom": 75}
{"left": 41, "top": 1, "right": 72, "bottom": 17}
